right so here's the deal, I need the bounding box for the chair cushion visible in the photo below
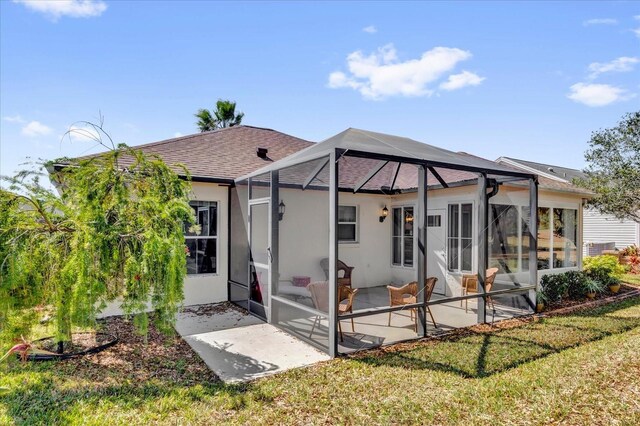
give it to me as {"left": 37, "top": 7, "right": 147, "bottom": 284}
{"left": 278, "top": 282, "right": 312, "bottom": 298}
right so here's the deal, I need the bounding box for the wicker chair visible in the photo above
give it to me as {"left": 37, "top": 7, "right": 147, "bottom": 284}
{"left": 387, "top": 278, "right": 438, "bottom": 332}
{"left": 320, "top": 258, "right": 355, "bottom": 287}
{"left": 425, "top": 277, "right": 438, "bottom": 328}
{"left": 308, "top": 282, "right": 358, "bottom": 342}
{"left": 461, "top": 268, "right": 499, "bottom": 313}
{"left": 338, "top": 285, "right": 358, "bottom": 341}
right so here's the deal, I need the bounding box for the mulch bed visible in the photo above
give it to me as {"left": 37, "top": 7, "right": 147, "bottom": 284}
{"left": 40, "top": 313, "right": 221, "bottom": 386}
{"left": 180, "top": 301, "right": 248, "bottom": 317}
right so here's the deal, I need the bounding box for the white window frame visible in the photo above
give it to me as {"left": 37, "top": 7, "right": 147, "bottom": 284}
{"left": 338, "top": 205, "right": 359, "bottom": 244}
{"left": 185, "top": 200, "right": 219, "bottom": 276}
{"left": 488, "top": 203, "right": 529, "bottom": 274}
{"left": 447, "top": 202, "right": 474, "bottom": 274}
{"left": 538, "top": 205, "right": 579, "bottom": 272}
{"left": 391, "top": 205, "right": 415, "bottom": 268}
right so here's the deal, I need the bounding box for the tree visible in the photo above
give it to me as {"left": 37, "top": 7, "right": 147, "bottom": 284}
{"left": 576, "top": 111, "right": 640, "bottom": 222}
{"left": 195, "top": 99, "right": 244, "bottom": 132}
{"left": 0, "top": 122, "right": 194, "bottom": 352}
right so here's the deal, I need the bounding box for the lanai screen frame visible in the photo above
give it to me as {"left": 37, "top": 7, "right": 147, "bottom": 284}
{"left": 237, "top": 145, "right": 538, "bottom": 357}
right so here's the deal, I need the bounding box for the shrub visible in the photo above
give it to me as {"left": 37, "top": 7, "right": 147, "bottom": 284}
{"left": 582, "top": 277, "right": 604, "bottom": 295}
{"left": 565, "top": 270, "right": 589, "bottom": 299}
{"left": 620, "top": 245, "right": 639, "bottom": 257}
{"left": 583, "top": 255, "right": 626, "bottom": 285}
{"left": 540, "top": 273, "right": 569, "bottom": 302}
{"left": 541, "top": 270, "right": 591, "bottom": 301}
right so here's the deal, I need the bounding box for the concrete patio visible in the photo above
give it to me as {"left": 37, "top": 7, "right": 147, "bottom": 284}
{"left": 276, "top": 285, "right": 533, "bottom": 354}
{"left": 175, "top": 304, "right": 330, "bottom": 383}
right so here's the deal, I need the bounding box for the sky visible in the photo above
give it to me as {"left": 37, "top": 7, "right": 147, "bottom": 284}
{"left": 1, "top": 1, "right": 639, "bottom": 181}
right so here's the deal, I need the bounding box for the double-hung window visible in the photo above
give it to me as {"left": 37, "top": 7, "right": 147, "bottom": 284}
{"left": 447, "top": 203, "right": 473, "bottom": 272}
{"left": 392, "top": 206, "right": 414, "bottom": 267}
{"left": 184, "top": 201, "right": 218, "bottom": 275}
{"left": 338, "top": 205, "right": 358, "bottom": 243}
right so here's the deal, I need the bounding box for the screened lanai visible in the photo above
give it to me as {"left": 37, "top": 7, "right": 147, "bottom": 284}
{"left": 229, "top": 128, "right": 539, "bottom": 357}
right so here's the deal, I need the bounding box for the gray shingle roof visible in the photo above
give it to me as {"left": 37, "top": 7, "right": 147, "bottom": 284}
{"left": 69, "top": 126, "right": 314, "bottom": 182}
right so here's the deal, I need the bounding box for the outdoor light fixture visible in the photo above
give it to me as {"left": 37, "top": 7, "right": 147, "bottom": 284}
{"left": 405, "top": 212, "right": 414, "bottom": 223}
{"left": 278, "top": 200, "right": 286, "bottom": 221}
{"left": 379, "top": 205, "right": 389, "bottom": 223}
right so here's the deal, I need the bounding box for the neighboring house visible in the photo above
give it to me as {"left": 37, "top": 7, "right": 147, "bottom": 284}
{"left": 51, "top": 126, "right": 592, "bottom": 356}
{"left": 496, "top": 157, "right": 640, "bottom": 256}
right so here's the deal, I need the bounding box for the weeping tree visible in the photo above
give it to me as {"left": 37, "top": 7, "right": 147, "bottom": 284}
{"left": 0, "top": 123, "right": 194, "bottom": 353}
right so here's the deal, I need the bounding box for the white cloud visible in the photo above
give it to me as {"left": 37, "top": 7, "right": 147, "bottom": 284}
{"left": 21, "top": 121, "right": 53, "bottom": 137}
{"left": 3, "top": 114, "right": 25, "bottom": 124}
{"left": 439, "top": 71, "right": 485, "bottom": 91}
{"left": 13, "top": 0, "right": 107, "bottom": 20}
{"left": 328, "top": 44, "right": 481, "bottom": 100}
{"left": 588, "top": 56, "right": 639, "bottom": 79}
{"left": 567, "top": 83, "right": 635, "bottom": 107}
{"left": 583, "top": 18, "right": 618, "bottom": 26}
{"left": 362, "top": 25, "right": 377, "bottom": 34}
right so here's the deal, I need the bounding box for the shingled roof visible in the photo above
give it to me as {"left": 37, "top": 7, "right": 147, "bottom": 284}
{"left": 63, "top": 126, "right": 314, "bottom": 183}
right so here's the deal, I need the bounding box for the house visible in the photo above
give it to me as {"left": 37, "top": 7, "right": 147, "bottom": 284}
{"left": 52, "top": 126, "right": 591, "bottom": 356}
{"left": 496, "top": 157, "right": 640, "bottom": 256}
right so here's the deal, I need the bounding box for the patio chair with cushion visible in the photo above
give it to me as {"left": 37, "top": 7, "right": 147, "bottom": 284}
{"left": 320, "top": 258, "right": 355, "bottom": 287}
{"left": 461, "top": 267, "right": 499, "bottom": 313}
{"left": 308, "top": 282, "right": 358, "bottom": 342}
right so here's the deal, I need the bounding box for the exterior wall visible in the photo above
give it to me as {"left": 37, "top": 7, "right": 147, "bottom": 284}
{"left": 582, "top": 208, "right": 640, "bottom": 255}
{"left": 278, "top": 188, "right": 393, "bottom": 288}
{"left": 99, "top": 182, "right": 229, "bottom": 317}
{"left": 276, "top": 184, "right": 585, "bottom": 298}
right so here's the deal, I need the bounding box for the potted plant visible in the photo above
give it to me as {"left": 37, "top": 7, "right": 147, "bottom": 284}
{"left": 583, "top": 278, "right": 603, "bottom": 299}
{"left": 536, "top": 289, "right": 547, "bottom": 312}
{"left": 606, "top": 277, "right": 622, "bottom": 294}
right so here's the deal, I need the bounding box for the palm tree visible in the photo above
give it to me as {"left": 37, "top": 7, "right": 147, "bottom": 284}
{"left": 195, "top": 100, "right": 244, "bottom": 132}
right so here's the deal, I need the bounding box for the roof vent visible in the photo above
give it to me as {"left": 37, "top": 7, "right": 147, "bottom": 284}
{"left": 547, "top": 167, "right": 555, "bottom": 173}
{"left": 256, "top": 147, "right": 268, "bottom": 159}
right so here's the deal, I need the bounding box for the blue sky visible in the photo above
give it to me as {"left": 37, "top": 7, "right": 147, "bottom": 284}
{"left": 1, "top": 1, "right": 639, "bottom": 180}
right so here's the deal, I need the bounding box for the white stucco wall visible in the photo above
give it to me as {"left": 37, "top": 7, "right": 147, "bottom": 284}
{"left": 275, "top": 184, "right": 585, "bottom": 300}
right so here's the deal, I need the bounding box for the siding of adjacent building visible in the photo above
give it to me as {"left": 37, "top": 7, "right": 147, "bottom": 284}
{"left": 582, "top": 208, "right": 640, "bottom": 256}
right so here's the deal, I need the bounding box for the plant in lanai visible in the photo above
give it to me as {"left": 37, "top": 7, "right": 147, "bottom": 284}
{"left": 0, "top": 122, "right": 194, "bottom": 355}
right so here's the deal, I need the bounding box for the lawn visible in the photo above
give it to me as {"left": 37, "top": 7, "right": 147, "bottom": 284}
{"left": 2, "top": 298, "right": 640, "bottom": 425}
{"left": 623, "top": 273, "right": 640, "bottom": 287}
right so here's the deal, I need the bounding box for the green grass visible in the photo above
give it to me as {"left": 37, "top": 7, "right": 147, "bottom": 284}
{"left": 623, "top": 273, "right": 640, "bottom": 286}
{"left": 2, "top": 298, "right": 640, "bottom": 425}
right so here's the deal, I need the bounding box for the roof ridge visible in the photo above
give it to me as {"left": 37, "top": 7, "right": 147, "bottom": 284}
{"left": 501, "top": 156, "right": 581, "bottom": 173}
{"left": 105, "top": 125, "right": 303, "bottom": 154}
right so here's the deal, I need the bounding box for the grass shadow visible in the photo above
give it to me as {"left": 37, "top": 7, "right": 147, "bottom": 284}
{"left": 355, "top": 297, "right": 640, "bottom": 379}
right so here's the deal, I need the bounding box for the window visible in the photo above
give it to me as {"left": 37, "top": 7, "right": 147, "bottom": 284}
{"left": 537, "top": 207, "right": 578, "bottom": 270}
{"left": 427, "top": 215, "right": 442, "bottom": 227}
{"left": 448, "top": 203, "right": 473, "bottom": 272}
{"left": 392, "top": 206, "right": 414, "bottom": 267}
{"left": 185, "top": 201, "right": 218, "bottom": 274}
{"left": 489, "top": 204, "right": 530, "bottom": 274}
{"left": 338, "top": 205, "right": 358, "bottom": 243}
